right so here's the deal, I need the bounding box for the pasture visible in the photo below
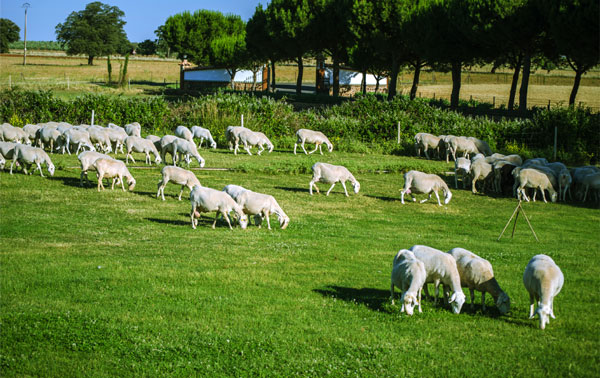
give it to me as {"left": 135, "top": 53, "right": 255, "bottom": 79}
{"left": 1, "top": 149, "right": 599, "bottom": 376}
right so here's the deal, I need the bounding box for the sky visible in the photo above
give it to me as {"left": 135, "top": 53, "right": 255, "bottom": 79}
{"left": 0, "top": 0, "right": 266, "bottom": 42}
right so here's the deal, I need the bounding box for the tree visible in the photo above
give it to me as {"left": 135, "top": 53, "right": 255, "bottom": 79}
{"left": 0, "top": 18, "right": 20, "bottom": 53}
{"left": 211, "top": 33, "right": 248, "bottom": 89}
{"left": 55, "top": 2, "right": 129, "bottom": 65}
{"left": 137, "top": 39, "right": 157, "bottom": 56}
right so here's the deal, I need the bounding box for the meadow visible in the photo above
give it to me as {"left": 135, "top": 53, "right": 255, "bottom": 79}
{"left": 1, "top": 148, "right": 599, "bottom": 376}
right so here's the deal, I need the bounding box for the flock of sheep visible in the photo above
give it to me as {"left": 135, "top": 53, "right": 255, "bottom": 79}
{"left": 0, "top": 121, "right": 593, "bottom": 330}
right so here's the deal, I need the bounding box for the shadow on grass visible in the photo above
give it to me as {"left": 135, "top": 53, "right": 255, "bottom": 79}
{"left": 49, "top": 175, "right": 87, "bottom": 188}
{"left": 145, "top": 217, "right": 189, "bottom": 226}
{"left": 364, "top": 194, "right": 399, "bottom": 202}
{"left": 313, "top": 285, "right": 393, "bottom": 313}
{"left": 274, "top": 186, "right": 308, "bottom": 194}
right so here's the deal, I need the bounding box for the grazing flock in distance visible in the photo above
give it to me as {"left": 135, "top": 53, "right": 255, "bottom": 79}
{"left": 1, "top": 120, "right": 596, "bottom": 329}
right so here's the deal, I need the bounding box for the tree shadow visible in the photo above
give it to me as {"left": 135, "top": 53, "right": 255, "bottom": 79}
{"left": 313, "top": 285, "right": 393, "bottom": 313}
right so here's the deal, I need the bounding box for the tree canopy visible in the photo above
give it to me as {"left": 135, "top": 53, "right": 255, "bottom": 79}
{"left": 0, "top": 18, "right": 20, "bottom": 54}
{"left": 55, "top": 1, "right": 129, "bottom": 65}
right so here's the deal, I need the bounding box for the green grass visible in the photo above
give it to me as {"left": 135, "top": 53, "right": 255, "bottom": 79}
{"left": 1, "top": 150, "right": 599, "bottom": 377}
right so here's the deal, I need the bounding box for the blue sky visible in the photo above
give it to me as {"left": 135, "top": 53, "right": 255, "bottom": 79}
{"left": 0, "top": 0, "right": 266, "bottom": 42}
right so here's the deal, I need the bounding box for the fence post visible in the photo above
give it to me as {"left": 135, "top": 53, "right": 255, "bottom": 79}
{"left": 493, "top": 96, "right": 495, "bottom": 108}
{"left": 91, "top": 110, "right": 95, "bottom": 126}
{"left": 547, "top": 100, "right": 550, "bottom": 110}
{"left": 67, "top": 76, "right": 70, "bottom": 89}
{"left": 9, "top": 75, "right": 11, "bottom": 89}
{"left": 553, "top": 126, "right": 557, "bottom": 161}
{"left": 397, "top": 122, "right": 401, "bottom": 144}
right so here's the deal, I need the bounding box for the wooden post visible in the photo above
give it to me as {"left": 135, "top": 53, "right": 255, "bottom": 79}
{"left": 67, "top": 76, "right": 70, "bottom": 89}
{"left": 553, "top": 126, "right": 557, "bottom": 161}
{"left": 493, "top": 96, "right": 496, "bottom": 108}
{"left": 9, "top": 75, "right": 11, "bottom": 89}
{"left": 547, "top": 100, "right": 551, "bottom": 110}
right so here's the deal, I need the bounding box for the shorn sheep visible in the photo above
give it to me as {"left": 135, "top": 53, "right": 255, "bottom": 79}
{"left": 190, "top": 185, "right": 249, "bottom": 230}
{"left": 93, "top": 158, "right": 136, "bottom": 191}
{"left": 174, "top": 125, "right": 194, "bottom": 144}
{"left": 309, "top": 162, "right": 360, "bottom": 197}
{"left": 294, "top": 129, "right": 333, "bottom": 155}
{"left": 448, "top": 248, "right": 510, "bottom": 314}
{"left": 400, "top": 170, "right": 452, "bottom": 206}
{"left": 390, "top": 249, "right": 426, "bottom": 316}
{"left": 523, "top": 254, "right": 564, "bottom": 330}
{"left": 125, "top": 136, "right": 162, "bottom": 165}
{"left": 514, "top": 168, "right": 558, "bottom": 203}
{"left": 414, "top": 133, "right": 441, "bottom": 160}
{"left": 235, "top": 129, "right": 274, "bottom": 155}
{"left": 157, "top": 166, "right": 201, "bottom": 201}
{"left": 10, "top": 144, "right": 55, "bottom": 177}
{"left": 235, "top": 189, "right": 290, "bottom": 230}
{"left": 78, "top": 151, "right": 114, "bottom": 186}
{"left": 409, "top": 245, "right": 465, "bottom": 314}
{"left": 191, "top": 126, "right": 217, "bottom": 149}
{"left": 454, "top": 157, "right": 471, "bottom": 189}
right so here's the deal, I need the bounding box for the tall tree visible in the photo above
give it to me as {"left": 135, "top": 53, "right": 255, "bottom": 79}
{"left": 0, "top": 18, "right": 20, "bottom": 53}
{"left": 55, "top": 1, "right": 129, "bottom": 65}
{"left": 211, "top": 32, "right": 248, "bottom": 89}
{"left": 137, "top": 39, "right": 157, "bottom": 56}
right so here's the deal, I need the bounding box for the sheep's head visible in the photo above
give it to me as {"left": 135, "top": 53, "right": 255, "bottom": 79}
{"left": 154, "top": 155, "right": 162, "bottom": 165}
{"left": 48, "top": 163, "right": 55, "bottom": 177}
{"left": 326, "top": 142, "right": 333, "bottom": 153}
{"left": 444, "top": 189, "right": 453, "bottom": 204}
{"left": 279, "top": 215, "right": 290, "bottom": 230}
{"left": 127, "top": 177, "right": 136, "bottom": 191}
{"left": 197, "top": 157, "right": 205, "bottom": 168}
{"left": 352, "top": 181, "right": 360, "bottom": 194}
{"left": 550, "top": 191, "right": 558, "bottom": 203}
{"left": 448, "top": 291, "right": 465, "bottom": 314}
{"left": 238, "top": 214, "right": 249, "bottom": 229}
{"left": 496, "top": 292, "right": 511, "bottom": 315}
{"left": 211, "top": 141, "right": 217, "bottom": 149}
{"left": 402, "top": 293, "right": 418, "bottom": 316}
{"left": 536, "top": 305, "right": 551, "bottom": 329}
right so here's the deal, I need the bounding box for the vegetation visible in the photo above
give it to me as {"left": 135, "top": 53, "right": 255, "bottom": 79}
{"left": 0, "top": 18, "right": 20, "bottom": 54}
{"left": 8, "top": 40, "right": 64, "bottom": 51}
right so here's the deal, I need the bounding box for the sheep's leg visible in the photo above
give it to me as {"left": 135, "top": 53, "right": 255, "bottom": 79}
{"left": 80, "top": 171, "right": 86, "bottom": 187}
{"left": 145, "top": 152, "right": 151, "bottom": 165}
{"left": 157, "top": 180, "right": 165, "bottom": 200}
{"left": 390, "top": 283, "right": 395, "bottom": 305}
{"left": 178, "top": 185, "right": 185, "bottom": 201}
{"left": 244, "top": 143, "right": 252, "bottom": 156}
{"left": 326, "top": 183, "right": 337, "bottom": 196}
{"left": 417, "top": 288, "right": 422, "bottom": 313}
{"left": 400, "top": 190, "right": 406, "bottom": 204}
{"left": 191, "top": 204, "right": 198, "bottom": 229}
{"left": 481, "top": 292, "right": 486, "bottom": 312}
{"left": 318, "top": 144, "right": 323, "bottom": 155}
{"left": 540, "top": 188, "right": 548, "bottom": 203}
{"left": 120, "top": 175, "right": 126, "bottom": 191}
{"left": 419, "top": 193, "right": 432, "bottom": 204}
{"left": 400, "top": 293, "right": 406, "bottom": 313}
{"left": 309, "top": 144, "right": 319, "bottom": 155}
{"left": 35, "top": 161, "right": 44, "bottom": 177}
{"left": 528, "top": 293, "right": 536, "bottom": 319}
{"left": 469, "top": 289, "right": 475, "bottom": 310}
{"left": 424, "top": 148, "right": 430, "bottom": 160}
{"left": 264, "top": 210, "right": 271, "bottom": 230}
{"left": 309, "top": 180, "right": 319, "bottom": 195}
{"left": 433, "top": 190, "right": 442, "bottom": 206}
{"left": 293, "top": 142, "right": 298, "bottom": 155}
{"left": 221, "top": 211, "right": 233, "bottom": 230}
{"left": 301, "top": 141, "right": 309, "bottom": 155}
{"left": 550, "top": 297, "right": 556, "bottom": 319}
{"left": 97, "top": 173, "right": 104, "bottom": 191}
{"left": 234, "top": 141, "right": 239, "bottom": 155}
{"left": 472, "top": 177, "right": 478, "bottom": 193}
{"left": 340, "top": 181, "right": 349, "bottom": 197}
{"left": 257, "top": 144, "right": 264, "bottom": 156}
{"left": 582, "top": 185, "right": 589, "bottom": 202}
{"left": 454, "top": 174, "right": 458, "bottom": 189}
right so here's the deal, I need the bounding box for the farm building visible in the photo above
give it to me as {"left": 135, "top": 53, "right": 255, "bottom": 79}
{"left": 181, "top": 65, "right": 268, "bottom": 91}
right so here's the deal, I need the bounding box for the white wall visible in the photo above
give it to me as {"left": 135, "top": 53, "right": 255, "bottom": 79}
{"left": 184, "top": 69, "right": 262, "bottom": 83}
{"left": 325, "top": 68, "right": 387, "bottom": 85}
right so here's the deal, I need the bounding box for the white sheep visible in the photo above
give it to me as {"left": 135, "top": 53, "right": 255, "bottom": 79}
{"left": 23, "top": 124, "right": 42, "bottom": 144}
{"left": 309, "top": 162, "right": 360, "bottom": 197}
{"left": 235, "top": 129, "right": 273, "bottom": 155}
{"left": 400, "top": 170, "right": 452, "bottom": 206}
{"left": 545, "top": 162, "right": 572, "bottom": 202}
{"left": 523, "top": 254, "right": 564, "bottom": 330}
{"left": 93, "top": 158, "right": 136, "bottom": 191}
{"left": 64, "top": 128, "right": 95, "bottom": 155}
{"left": 390, "top": 249, "right": 426, "bottom": 316}
{"left": 502, "top": 154, "right": 523, "bottom": 166}
{"left": 175, "top": 125, "right": 194, "bottom": 143}
{"left": 159, "top": 135, "right": 179, "bottom": 164}
{"left": 124, "top": 122, "right": 142, "bottom": 137}
{"left": 190, "top": 185, "right": 249, "bottom": 230}
{"left": 10, "top": 144, "right": 55, "bottom": 177}
{"left": 467, "top": 137, "right": 492, "bottom": 156}
{"left": 569, "top": 166, "right": 599, "bottom": 201}
{"left": 409, "top": 245, "right": 466, "bottom": 314}
{"left": 454, "top": 157, "right": 471, "bottom": 189}
{"left": 125, "top": 136, "right": 162, "bottom": 165}
{"left": 0, "top": 124, "right": 30, "bottom": 144}
{"left": 470, "top": 158, "right": 493, "bottom": 194}
{"left": 164, "top": 137, "right": 205, "bottom": 167}
{"left": 294, "top": 129, "right": 333, "bottom": 155}
{"left": 414, "top": 133, "right": 441, "bottom": 159}
{"left": 580, "top": 171, "right": 600, "bottom": 203}
{"left": 222, "top": 184, "right": 249, "bottom": 202}
{"left": 235, "top": 189, "right": 290, "bottom": 230}
{"left": 447, "top": 136, "right": 478, "bottom": 161}
{"left": 225, "top": 126, "right": 246, "bottom": 151}
{"left": 105, "top": 127, "right": 128, "bottom": 153}
{"left": 515, "top": 168, "right": 558, "bottom": 203}
{"left": 35, "top": 125, "right": 61, "bottom": 151}
{"left": 87, "top": 126, "right": 113, "bottom": 153}
{"left": 448, "top": 248, "right": 510, "bottom": 314}
{"left": 157, "top": 165, "right": 201, "bottom": 201}
{"left": 78, "top": 150, "right": 114, "bottom": 186}
{"left": 0, "top": 141, "right": 17, "bottom": 162}
{"left": 191, "top": 126, "right": 217, "bottom": 149}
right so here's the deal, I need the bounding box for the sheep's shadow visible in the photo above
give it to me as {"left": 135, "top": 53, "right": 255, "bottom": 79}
{"left": 145, "top": 217, "right": 189, "bottom": 226}
{"left": 49, "top": 175, "right": 83, "bottom": 188}
{"left": 274, "top": 186, "right": 308, "bottom": 194}
{"left": 364, "top": 194, "right": 399, "bottom": 202}
{"left": 313, "top": 285, "right": 392, "bottom": 313}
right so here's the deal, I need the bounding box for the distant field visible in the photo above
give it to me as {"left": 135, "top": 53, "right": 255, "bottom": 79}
{"left": 1, "top": 52, "right": 599, "bottom": 110}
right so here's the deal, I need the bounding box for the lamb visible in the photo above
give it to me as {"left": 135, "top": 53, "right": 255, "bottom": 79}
{"left": 454, "top": 157, "right": 471, "bottom": 189}
{"left": 234, "top": 189, "right": 290, "bottom": 230}
{"left": 400, "top": 170, "right": 452, "bottom": 206}
{"left": 515, "top": 168, "right": 558, "bottom": 203}
{"left": 409, "top": 245, "right": 465, "bottom": 314}
{"left": 447, "top": 248, "right": 510, "bottom": 314}
{"left": 309, "top": 162, "right": 360, "bottom": 197}
{"left": 163, "top": 137, "right": 205, "bottom": 167}
{"left": 235, "top": 129, "right": 273, "bottom": 155}
{"left": 294, "top": 129, "right": 333, "bottom": 155}
{"left": 10, "top": 144, "right": 55, "bottom": 177}
{"left": 191, "top": 126, "right": 217, "bottom": 149}
{"left": 78, "top": 150, "right": 114, "bottom": 186}
{"left": 447, "top": 136, "right": 478, "bottom": 161}
{"left": 174, "top": 125, "right": 194, "bottom": 143}
{"left": 64, "top": 128, "right": 95, "bottom": 155}
{"left": 467, "top": 137, "right": 492, "bottom": 156}
{"left": 0, "top": 124, "right": 30, "bottom": 144}
{"left": 189, "top": 185, "right": 249, "bottom": 230}
{"left": 523, "top": 254, "right": 564, "bottom": 330}
{"left": 390, "top": 249, "right": 426, "bottom": 316}
{"left": 414, "top": 133, "right": 441, "bottom": 159}
{"left": 470, "top": 158, "right": 493, "bottom": 194}
{"left": 87, "top": 126, "right": 113, "bottom": 153}
{"left": 124, "top": 122, "right": 141, "bottom": 137}
{"left": 157, "top": 165, "right": 201, "bottom": 201}
{"left": 125, "top": 136, "right": 162, "bottom": 165}
{"left": 93, "top": 158, "right": 136, "bottom": 191}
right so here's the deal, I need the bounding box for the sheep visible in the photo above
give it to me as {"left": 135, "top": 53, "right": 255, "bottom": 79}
{"left": 189, "top": 185, "right": 249, "bottom": 230}
{"left": 0, "top": 141, "right": 17, "bottom": 162}
{"left": 10, "top": 144, "right": 55, "bottom": 177}
{"left": 93, "top": 158, "right": 136, "bottom": 191}
{"left": 23, "top": 124, "right": 42, "bottom": 144}
{"left": 105, "top": 127, "right": 128, "bottom": 153}
{"left": 222, "top": 184, "right": 249, "bottom": 202}
{"left": 294, "top": 129, "right": 333, "bottom": 155}
{"left": 545, "top": 162, "right": 572, "bottom": 202}
{"left": 225, "top": 126, "right": 247, "bottom": 151}
{"left": 235, "top": 129, "right": 273, "bottom": 155}
{"left": 447, "top": 136, "right": 478, "bottom": 161}
{"left": 125, "top": 136, "right": 162, "bottom": 165}
{"left": 447, "top": 248, "right": 510, "bottom": 314}
{"left": 515, "top": 168, "right": 558, "bottom": 203}
{"left": 124, "top": 122, "right": 141, "bottom": 137}
{"left": 175, "top": 125, "right": 194, "bottom": 143}
{"left": 467, "top": 137, "right": 492, "bottom": 156}
{"left": 470, "top": 158, "right": 493, "bottom": 194}
{"left": 492, "top": 160, "right": 518, "bottom": 195}
{"left": 580, "top": 172, "right": 600, "bottom": 203}
{"left": 522, "top": 157, "right": 549, "bottom": 168}
{"left": 414, "top": 133, "right": 441, "bottom": 159}
{"left": 34, "top": 126, "right": 59, "bottom": 152}
{"left": 159, "top": 135, "right": 179, "bottom": 164}
{"left": 390, "top": 249, "right": 426, "bottom": 316}
{"left": 78, "top": 150, "right": 114, "bottom": 186}
{"left": 0, "top": 154, "right": 4, "bottom": 170}
{"left": 157, "top": 165, "right": 201, "bottom": 201}
{"left": 569, "top": 166, "right": 599, "bottom": 200}
{"left": 439, "top": 134, "right": 456, "bottom": 163}
{"left": 164, "top": 137, "right": 205, "bottom": 167}
{"left": 0, "top": 124, "right": 30, "bottom": 145}
{"left": 400, "top": 170, "right": 452, "bottom": 206}
{"left": 64, "top": 128, "right": 95, "bottom": 155}
{"left": 454, "top": 157, "right": 471, "bottom": 189}
{"left": 234, "top": 189, "right": 290, "bottom": 230}
{"left": 523, "top": 254, "right": 564, "bottom": 330}
{"left": 87, "top": 126, "right": 113, "bottom": 153}
{"left": 309, "top": 162, "right": 360, "bottom": 197}
{"left": 502, "top": 154, "right": 523, "bottom": 166}
{"left": 409, "top": 245, "right": 465, "bottom": 314}
{"left": 191, "top": 126, "right": 217, "bottom": 149}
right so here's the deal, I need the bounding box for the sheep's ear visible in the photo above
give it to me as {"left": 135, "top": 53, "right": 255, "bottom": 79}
{"left": 448, "top": 293, "right": 456, "bottom": 303}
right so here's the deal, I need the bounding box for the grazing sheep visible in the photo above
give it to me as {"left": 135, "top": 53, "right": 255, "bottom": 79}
{"left": 580, "top": 172, "right": 600, "bottom": 203}
{"left": 294, "top": 129, "right": 333, "bottom": 155}
{"left": 105, "top": 127, "right": 128, "bottom": 153}
{"left": 23, "top": 124, "right": 42, "bottom": 144}
{"left": 175, "top": 125, "right": 194, "bottom": 143}
{"left": 0, "top": 124, "right": 30, "bottom": 144}
{"left": 159, "top": 135, "right": 179, "bottom": 164}
{"left": 400, "top": 170, "right": 452, "bottom": 206}
{"left": 64, "top": 128, "right": 95, "bottom": 155}
{"left": 515, "top": 168, "right": 558, "bottom": 203}
{"left": 78, "top": 151, "right": 114, "bottom": 186}
{"left": 235, "top": 129, "right": 273, "bottom": 155}
{"left": 226, "top": 126, "right": 247, "bottom": 151}
{"left": 157, "top": 165, "right": 201, "bottom": 201}
{"left": 409, "top": 245, "right": 466, "bottom": 314}
{"left": 235, "top": 189, "right": 290, "bottom": 230}
{"left": 164, "top": 137, "right": 205, "bottom": 167}
{"left": 448, "top": 136, "right": 478, "bottom": 161}
{"left": 125, "top": 136, "right": 162, "bottom": 165}
{"left": 190, "top": 185, "right": 249, "bottom": 230}
{"left": 470, "top": 158, "right": 493, "bottom": 194}
{"left": 454, "top": 157, "right": 471, "bottom": 189}
{"left": 222, "top": 184, "right": 249, "bottom": 202}
{"left": 492, "top": 160, "right": 518, "bottom": 195}
{"left": 309, "top": 162, "right": 360, "bottom": 197}
{"left": 440, "top": 135, "right": 455, "bottom": 162}
{"left": 467, "top": 137, "right": 492, "bottom": 156}
{"left": 0, "top": 141, "right": 18, "bottom": 162}
{"left": 191, "top": 126, "right": 217, "bottom": 149}
{"left": 124, "top": 122, "right": 142, "bottom": 137}
{"left": 390, "top": 249, "right": 426, "bottom": 316}
{"left": 523, "top": 254, "right": 564, "bottom": 330}
{"left": 414, "top": 133, "right": 441, "bottom": 159}
{"left": 93, "top": 158, "right": 136, "bottom": 191}
{"left": 448, "top": 248, "right": 510, "bottom": 314}
{"left": 35, "top": 126, "right": 61, "bottom": 152}
{"left": 569, "top": 166, "right": 599, "bottom": 200}
{"left": 545, "top": 162, "right": 572, "bottom": 202}
{"left": 87, "top": 126, "right": 113, "bottom": 153}
{"left": 10, "top": 144, "right": 55, "bottom": 177}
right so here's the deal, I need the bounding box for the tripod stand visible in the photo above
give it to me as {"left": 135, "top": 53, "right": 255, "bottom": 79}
{"left": 497, "top": 200, "right": 539, "bottom": 242}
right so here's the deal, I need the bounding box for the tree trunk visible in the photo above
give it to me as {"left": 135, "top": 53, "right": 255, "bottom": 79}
{"left": 519, "top": 53, "right": 531, "bottom": 112}
{"left": 387, "top": 58, "right": 400, "bottom": 100}
{"left": 410, "top": 59, "right": 422, "bottom": 100}
{"left": 450, "top": 61, "right": 462, "bottom": 108}
{"left": 296, "top": 56, "right": 303, "bottom": 94}
{"left": 361, "top": 69, "right": 367, "bottom": 94}
{"left": 375, "top": 78, "right": 380, "bottom": 93}
{"left": 271, "top": 60, "right": 276, "bottom": 92}
{"left": 107, "top": 55, "right": 112, "bottom": 85}
{"left": 569, "top": 67, "right": 583, "bottom": 106}
{"left": 508, "top": 55, "right": 522, "bottom": 111}
{"left": 88, "top": 56, "right": 94, "bottom": 65}
{"left": 332, "top": 59, "right": 340, "bottom": 97}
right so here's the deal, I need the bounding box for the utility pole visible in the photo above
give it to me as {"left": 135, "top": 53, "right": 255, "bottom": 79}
{"left": 22, "top": 3, "right": 30, "bottom": 66}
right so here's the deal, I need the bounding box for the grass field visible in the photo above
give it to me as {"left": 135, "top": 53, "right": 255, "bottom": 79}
{"left": 1, "top": 148, "right": 599, "bottom": 376}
